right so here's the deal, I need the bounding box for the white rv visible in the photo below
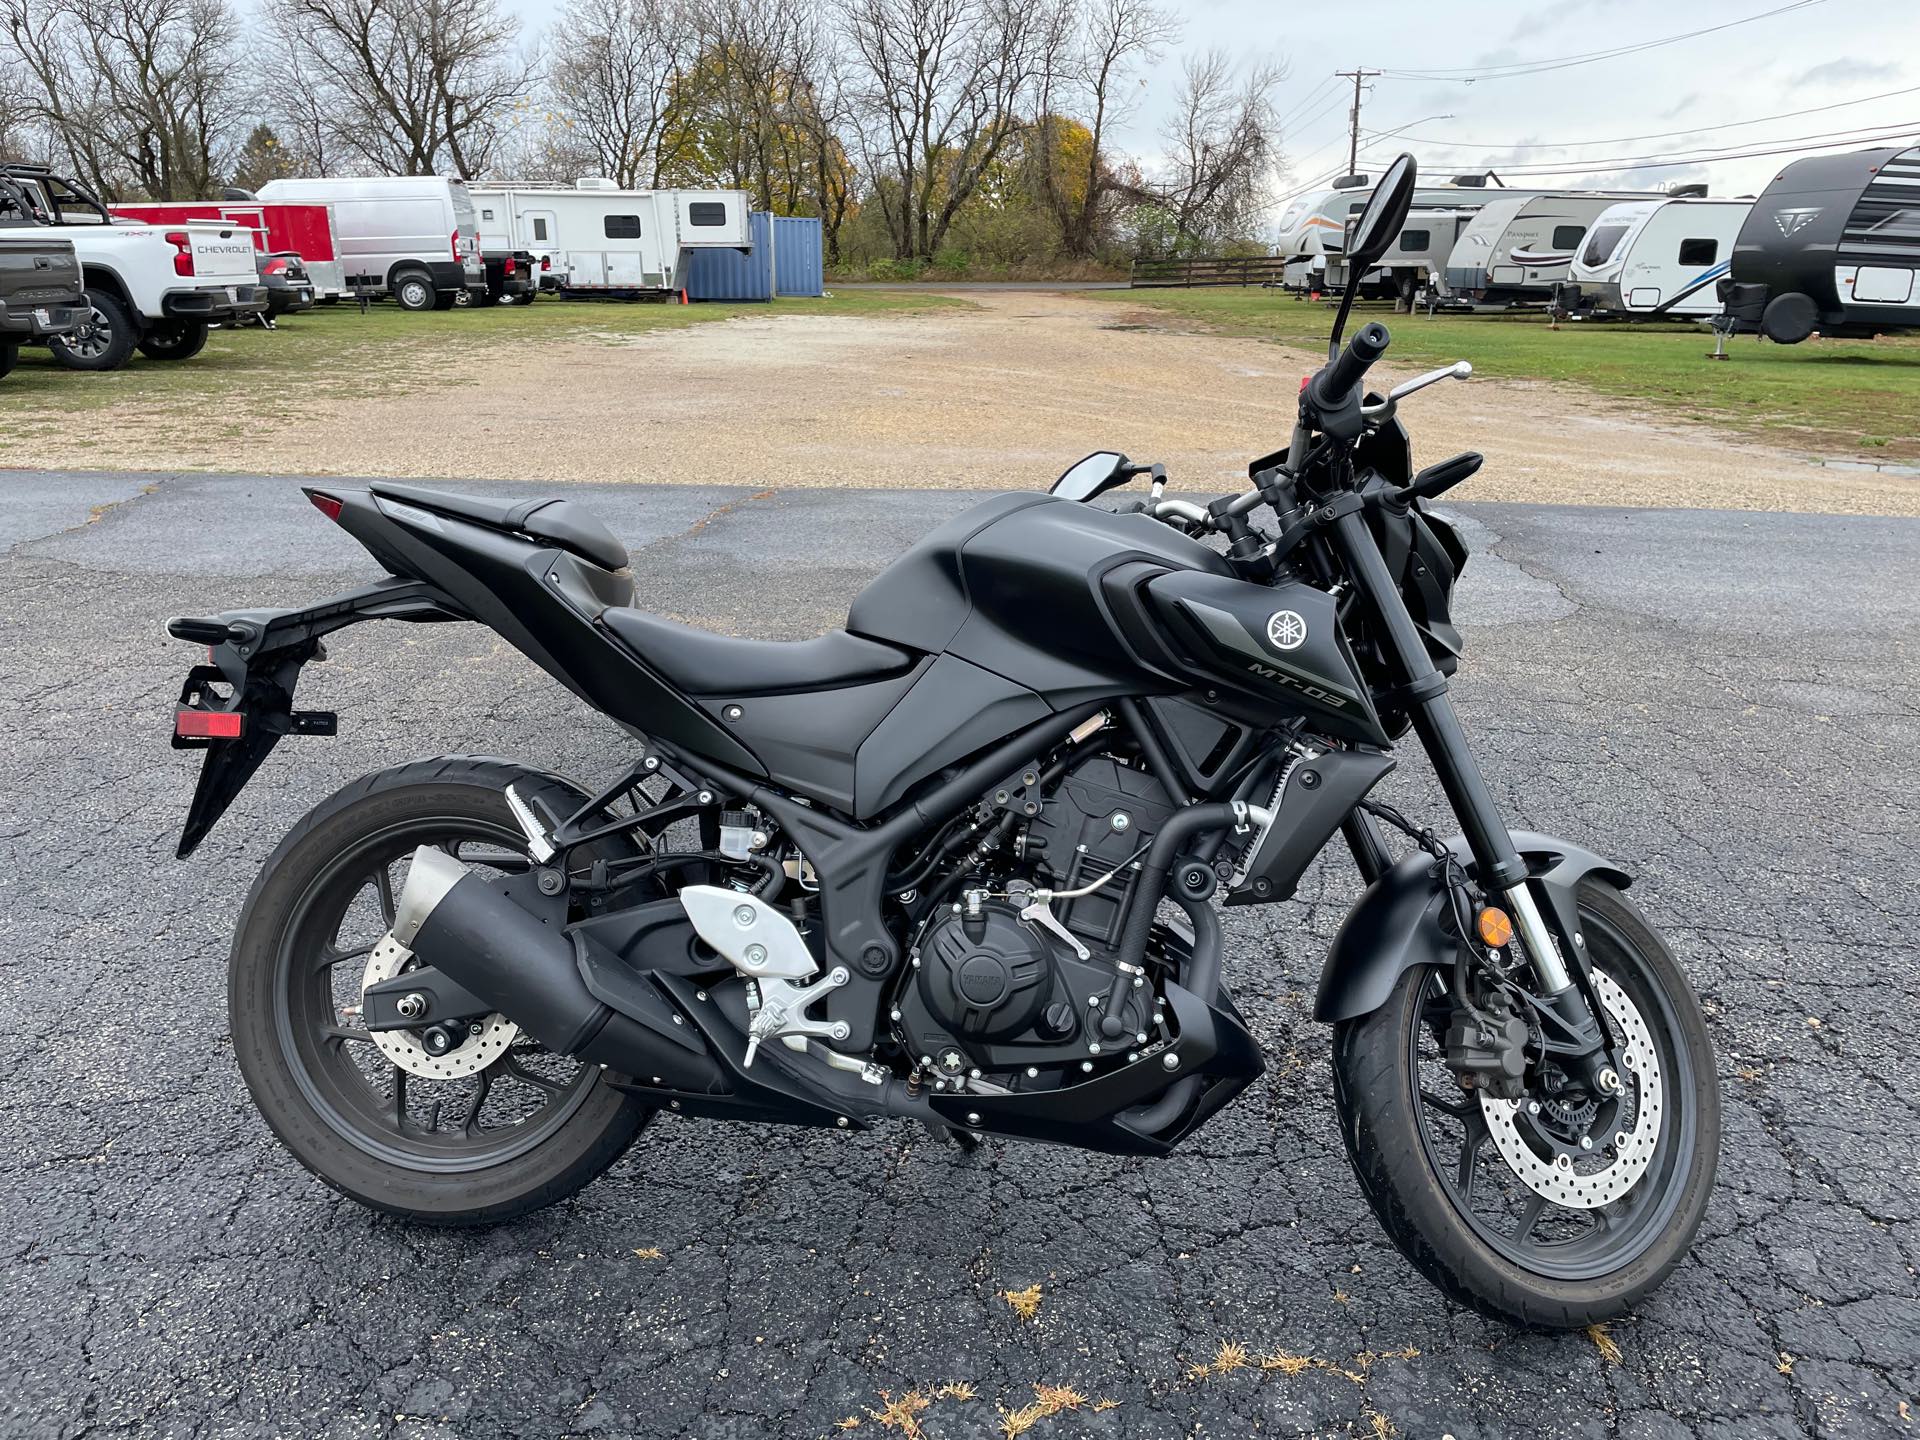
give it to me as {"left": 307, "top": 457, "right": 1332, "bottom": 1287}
{"left": 468, "top": 182, "right": 752, "bottom": 296}
{"left": 1442, "top": 192, "right": 1649, "bottom": 309}
{"left": 255, "top": 175, "right": 485, "bottom": 310}
{"left": 1560, "top": 197, "right": 1752, "bottom": 320}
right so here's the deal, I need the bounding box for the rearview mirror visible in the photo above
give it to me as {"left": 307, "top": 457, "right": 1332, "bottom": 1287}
{"left": 1346, "top": 153, "right": 1418, "bottom": 273}
{"left": 1051, "top": 451, "right": 1129, "bottom": 502}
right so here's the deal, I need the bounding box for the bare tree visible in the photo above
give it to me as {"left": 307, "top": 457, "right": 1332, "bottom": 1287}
{"left": 663, "top": 0, "right": 821, "bottom": 208}
{"left": 263, "top": 0, "right": 535, "bottom": 176}
{"left": 1032, "top": 0, "right": 1176, "bottom": 257}
{"left": 839, "top": 0, "right": 1058, "bottom": 260}
{"left": 548, "top": 0, "right": 688, "bottom": 187}
{"left": 1141, "top": 49, "right": 1284, "bottom": 255}
{"left": 1, "top": 0, "right": 243, "bottom": 197}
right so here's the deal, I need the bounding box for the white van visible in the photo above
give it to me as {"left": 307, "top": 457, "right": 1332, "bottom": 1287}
{"left": 255, "top": 175, "right": 485, "bottom": 310}
{"left": 469, "top": 181, "right": 752, "bottom": 296}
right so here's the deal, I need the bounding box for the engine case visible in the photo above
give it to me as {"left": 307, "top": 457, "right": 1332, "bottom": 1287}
{"left": 1024, "top": 754, "right": 1177, "bottom": 947}
{"left": 897, "top": 899, "right": 1151, "bottom": 1074}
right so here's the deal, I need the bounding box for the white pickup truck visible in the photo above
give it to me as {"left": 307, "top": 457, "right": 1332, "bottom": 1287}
{"left": 0, "top": 163, "right": 266, "bottom": 370}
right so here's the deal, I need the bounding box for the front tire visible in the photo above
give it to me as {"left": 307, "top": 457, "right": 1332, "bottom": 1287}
{"left": 1332, "top": 880, "right": 1718, "bottom": 1327}
{"left": 48, "top": 290, "right": 137, "bottom": 371}
{"left": 138, "top": 319, "right": 209, "bottom": 362}
{"left": 227, "top": 756, "right": 653, "bottom": 1225}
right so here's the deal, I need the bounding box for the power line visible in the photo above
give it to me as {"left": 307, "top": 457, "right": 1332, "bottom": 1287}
{"left": 1360, "top": 126, "right": 1917, "bottom": 178}
{"left": 1371, "top": 82, "right": 1920, "bottom": 152}
{"left": 1377, "top": 0, "right": 1823, "bottom": 83}
{"left": 1380, "top": 117, "right": 1920, "bottom": 174}
{"left": 1273, "top": 74, "right": 1342, "bottom": 134}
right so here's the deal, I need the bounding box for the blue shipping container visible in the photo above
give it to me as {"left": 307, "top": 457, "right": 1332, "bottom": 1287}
{"left": 685, "top": 210, "right": 774, "bottom": 301}
{"left": 684, "top": 212, "right": 825, "bottom": 301}
{"left": 773, "top": 215, "right": 825, "bottom": 297}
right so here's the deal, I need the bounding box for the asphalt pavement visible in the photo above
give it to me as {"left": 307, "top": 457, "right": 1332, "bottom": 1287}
{"left": 1, "top": 471, "right": 1915, "bottom": 1439}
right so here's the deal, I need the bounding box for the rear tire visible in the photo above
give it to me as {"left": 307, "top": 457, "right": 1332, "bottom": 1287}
{"left": 1332, "top": 880, "right": 1718, "bottom": 1328}
{"left": 392, "top": 271, "right": 436, "bottom": 312}
{"left": 138, "top": 319, "right": 209, "bottom": 362}
{"left": 0, "top": 340, "right": 15, "bottom": 379}
{"left": 48, "top": 290, "right": 137, "bottom": 371}
{"left": 228, "top": 756, "right": 653, "bottom": 1225}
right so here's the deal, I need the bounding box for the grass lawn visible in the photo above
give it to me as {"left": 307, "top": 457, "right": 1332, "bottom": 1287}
{"left": 1114, "top": 288, "right": 1920, "bottom": 463}
{"left": 0, "top": 289, "right": 961, "bottom": 434}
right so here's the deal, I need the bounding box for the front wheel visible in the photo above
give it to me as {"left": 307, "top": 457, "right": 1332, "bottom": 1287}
{"left": 227, "top": 756, "right": 653, "bottom": 1225}
{"left": 1332, "top": 880, "right": 1718, "bottom": 1327}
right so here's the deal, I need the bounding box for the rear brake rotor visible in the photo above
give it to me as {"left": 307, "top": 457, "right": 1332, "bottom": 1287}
{"left": 1478, "top": 969, "right": 1664, "bottom": 1210}
{"left": 360, "top": 935, "right": 518, "bottom": 1080}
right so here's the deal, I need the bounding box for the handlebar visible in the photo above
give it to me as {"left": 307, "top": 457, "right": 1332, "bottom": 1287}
{"left": 1308, "top": 321, "right": 1391, "bottom": 411}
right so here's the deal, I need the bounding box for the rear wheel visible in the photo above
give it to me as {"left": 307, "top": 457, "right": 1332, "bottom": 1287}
{"left": 392, "top": 270, "right": 436, "bottom": 312}
{"left": 48, "top": 290, "right": 137, "bottom": 371}
{"left": 1332, "top": 881, "right": 1718, "bottom": 1327}
{"left": 0, "top": 340, "right": 15, "bottom": 379}
{"left": 138, "top": 319, "right": 209, "bottom": 362}
{"left": 227, "top": 756, "right": 653, "bottom": 1224}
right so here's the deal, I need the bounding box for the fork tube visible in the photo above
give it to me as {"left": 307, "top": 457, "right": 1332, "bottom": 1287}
{"left": 1330, "top": 508, "right": 1530, "bottom": 897}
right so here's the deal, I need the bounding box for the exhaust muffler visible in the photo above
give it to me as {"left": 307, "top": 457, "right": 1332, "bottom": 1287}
{"left": 381, "top": 845, "right": 727, "bottom": 1092}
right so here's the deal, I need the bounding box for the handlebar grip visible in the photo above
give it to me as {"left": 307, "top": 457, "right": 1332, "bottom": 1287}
{"left": 1309, "top": 321, "right": 1392, "bottom": 410}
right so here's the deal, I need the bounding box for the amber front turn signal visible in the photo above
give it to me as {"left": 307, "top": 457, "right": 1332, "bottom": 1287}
{"left": 1476, "top": 906, "right": 1514, "bottom": 948}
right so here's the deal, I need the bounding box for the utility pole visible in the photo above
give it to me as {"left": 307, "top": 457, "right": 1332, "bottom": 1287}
{"left": 1336, "top": 68, "right": 1381, "bottom": 177}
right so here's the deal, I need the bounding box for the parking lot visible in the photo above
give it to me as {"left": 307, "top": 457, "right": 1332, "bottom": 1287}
{"left": 1, "top": 466, "right": 1915, "bottom": 1439}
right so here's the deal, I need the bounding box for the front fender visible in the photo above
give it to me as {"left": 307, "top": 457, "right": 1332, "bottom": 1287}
{"left": 1312, "top": 831, "right": 1631, "bottom": 1023}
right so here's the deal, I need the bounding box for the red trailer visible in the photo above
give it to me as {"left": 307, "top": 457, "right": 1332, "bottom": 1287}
{"left": 107, "top": 200, "right": 345, "bottom": 299}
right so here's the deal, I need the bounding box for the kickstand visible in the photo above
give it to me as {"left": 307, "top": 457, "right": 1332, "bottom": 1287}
{"left": 924, "top": 1119, "right": 981, "bottom": 1154}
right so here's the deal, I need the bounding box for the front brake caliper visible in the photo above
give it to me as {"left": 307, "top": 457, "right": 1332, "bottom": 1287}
{"left": 1444, "top": 990, "right": 1530, "bottom": 1099}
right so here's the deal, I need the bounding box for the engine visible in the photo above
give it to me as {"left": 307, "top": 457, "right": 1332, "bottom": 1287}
{"left": 891, "top": 750, "right": 1179, "bottom": 1088}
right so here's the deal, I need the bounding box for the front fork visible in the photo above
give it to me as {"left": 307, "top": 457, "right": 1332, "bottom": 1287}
{"left": 1331, "top": 509, "right": 1619, "bottom": 1090}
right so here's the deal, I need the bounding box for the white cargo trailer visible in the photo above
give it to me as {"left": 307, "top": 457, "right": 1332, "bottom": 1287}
{"left": 469, "top": 181, "right": 752, "bottom": 296}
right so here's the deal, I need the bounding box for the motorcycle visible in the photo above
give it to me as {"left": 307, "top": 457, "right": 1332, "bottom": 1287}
{"left": 166, "top": 156, "right": 1718, "bottom": 1328}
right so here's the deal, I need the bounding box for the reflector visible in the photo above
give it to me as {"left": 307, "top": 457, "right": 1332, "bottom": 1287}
{"left": 176, "top": 710, "right": 243, "bottom": 739}
{"left": 309, "top": 492, "right": 344, "bottom": 521}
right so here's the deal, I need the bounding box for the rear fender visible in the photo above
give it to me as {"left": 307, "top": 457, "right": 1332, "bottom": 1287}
{"left": 1312, "top": 831, "right": 1631, "bottom": 1023}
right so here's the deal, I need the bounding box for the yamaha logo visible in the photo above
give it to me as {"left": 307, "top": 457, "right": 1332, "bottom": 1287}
{"left": 1265, "top": 610, "right": 1307, "bottom": 651}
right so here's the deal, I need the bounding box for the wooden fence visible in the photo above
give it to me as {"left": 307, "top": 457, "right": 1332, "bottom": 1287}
{"left": 1129, "top": 255, "right": 1288, "bottom": 289}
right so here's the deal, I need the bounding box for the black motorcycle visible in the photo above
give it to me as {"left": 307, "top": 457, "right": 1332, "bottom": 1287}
{"left": 167, "top": 157, "right": 1718, "bottom": 1328}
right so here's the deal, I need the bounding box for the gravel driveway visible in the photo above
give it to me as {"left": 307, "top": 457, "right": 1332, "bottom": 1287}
{"left": 7, "top": 291, "right": 1918, "bottom": 515}
{"left": 1, "top": 471, "right": 1914, "bottom": 1439}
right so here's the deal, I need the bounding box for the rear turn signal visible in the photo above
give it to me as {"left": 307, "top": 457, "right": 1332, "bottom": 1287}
{"left": 309, "top": 491, "right": 344, "bottom": 522}
{"left": 1476, "top": 906, "right": 1514, "bottom": 948}
{"left": 176, "top": 710, "right": 243, "bottom": 740}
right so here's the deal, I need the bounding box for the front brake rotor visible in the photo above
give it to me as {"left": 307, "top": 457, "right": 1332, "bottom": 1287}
{"left": 1478, "top": 969, "right": 1664, "bottom": 1209}
{"left": 360, "top": 935, "right": 518, "bottom": 1080}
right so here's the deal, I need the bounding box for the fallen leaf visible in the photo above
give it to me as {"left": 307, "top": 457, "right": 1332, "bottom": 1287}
{"left": 1002, "top": 1284, "right": 1043, "bottom": 1322}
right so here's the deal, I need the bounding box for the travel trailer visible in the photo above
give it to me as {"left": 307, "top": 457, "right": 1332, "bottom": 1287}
{"left": 1557, "top": 197, "right": 1752, "bottom": 320}
{"left": 255, "top": 176, "right": 485, "bottom": 310}
{"left": 1326, "top": 208, "right": 1476, "bottom": 307}
{"left": 108, "top": 199, "right": 347, "bottom": 300}
{"left": 469, "top": 182, "right": 752, "bottom": 297}
{"left": 1717, "top": 144, "right": 1920, "bottom": 343}
{"left": 1442, "top": 192, "right": 1648, "bottom": 309}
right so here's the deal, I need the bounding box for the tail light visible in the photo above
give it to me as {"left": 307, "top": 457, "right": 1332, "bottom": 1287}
{"left": 309, "top": 491, "right": 344, "bottom": 521}
{"left": 540, "top": 255, "right": 551, "bottom": 271}
{"left": 261, "top": 257, "right": 288, "bottom": 277}
{"left": 504, "top": 256, "right": 516, "bottom": 275}
{"left": 451, "top": 229, "right": 461, "bottom": 261}
{"left": 164, "top": 230, "right": 194, "bottom": 277}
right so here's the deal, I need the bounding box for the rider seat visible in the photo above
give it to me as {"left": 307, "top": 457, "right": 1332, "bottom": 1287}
{"left": 601, "top": 608, "right": 918, "bottom": 696}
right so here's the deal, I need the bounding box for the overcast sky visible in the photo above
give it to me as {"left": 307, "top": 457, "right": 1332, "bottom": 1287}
{"left": 508, "top": 0, "right": 1917, "bottom": 231}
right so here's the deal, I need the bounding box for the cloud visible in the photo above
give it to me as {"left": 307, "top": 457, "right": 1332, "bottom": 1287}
{"left": 1791, "top": 58, "right": 1903, "bottom": 87}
